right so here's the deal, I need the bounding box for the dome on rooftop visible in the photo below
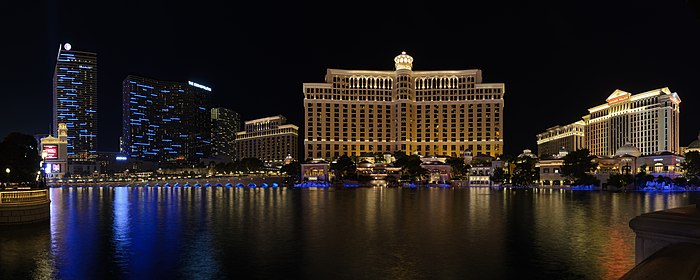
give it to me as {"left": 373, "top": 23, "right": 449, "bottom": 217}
{"left": 615, "top": 142, "right": 641, "bottom": 157}
{"left": 394, "top": 51, "right": 413, "bottom": 70}
{"left": 688, "top": 131, "right": 700, "bottom": 149}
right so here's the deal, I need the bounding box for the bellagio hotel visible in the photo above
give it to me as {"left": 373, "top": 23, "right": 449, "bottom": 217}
{"left": 303, "top": 52, "right": 505, "bottom": 160}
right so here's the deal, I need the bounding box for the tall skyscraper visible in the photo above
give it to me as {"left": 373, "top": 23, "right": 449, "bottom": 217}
{"left": 122, "top": 75, "right": 211, "bottom": 163}
{"left": 211, "top": 107, "right": 241, "bottom": 159}
{"left": 235, "top": 115, "right": 298, "bottom": 162}
{"left": 302, "top": 52, "right": 505, "bottom": 160}
{"left": 53, "top": 43, "right": 98, "bottom": 160}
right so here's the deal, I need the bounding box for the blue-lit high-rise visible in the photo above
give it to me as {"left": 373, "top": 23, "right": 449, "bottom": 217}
{"left": 53, "top": 43, "right": 98, "bottom": 160}
{"left": 122, "top": 75, "right": 211, "bottom": 163}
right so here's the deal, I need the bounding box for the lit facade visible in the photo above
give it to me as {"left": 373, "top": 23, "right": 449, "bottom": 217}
{"left": 536, "top": 121, "right": 585, "bottom": 158}
{"left": 53, "top": 43, "right": 98, "bottom": 160}
{"left": 585, "top": 88, "right": 680, "bottom": 156}
{"left": 303, "top": 52, "right": 505, "bottom": 160}
{"left": 235, "top": 115, "right": 298, "bottom": 162}
{"left": 211, "top": 107, "right": 241, "bottom": 159}
{"left": 40, "top": 123, "right": 68, "bottom": 179}
{"left": 121, "top": 75, "right": 211, "bottom": 163}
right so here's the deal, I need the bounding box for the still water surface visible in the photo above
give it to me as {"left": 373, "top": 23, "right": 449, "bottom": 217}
{"left": 0, "top": 187, "right": 697, "bottom": 279}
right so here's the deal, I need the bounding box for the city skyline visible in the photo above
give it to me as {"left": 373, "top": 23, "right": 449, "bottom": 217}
{"left": 3, "top": 0, "right": 700, "bottom": 157}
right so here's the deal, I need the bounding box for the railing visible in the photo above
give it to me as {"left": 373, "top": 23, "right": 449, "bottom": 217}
{"left": 0, "top": 190, "right": 50, "bottom": 205}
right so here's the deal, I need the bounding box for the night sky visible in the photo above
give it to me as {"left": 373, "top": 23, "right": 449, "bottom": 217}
{"left": 2, "top": 0, "right": 700, "bottom": 156}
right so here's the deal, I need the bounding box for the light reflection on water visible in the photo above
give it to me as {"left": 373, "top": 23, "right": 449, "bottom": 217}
{"left": 0, "top": 187, "right": 696, "bottom": 279}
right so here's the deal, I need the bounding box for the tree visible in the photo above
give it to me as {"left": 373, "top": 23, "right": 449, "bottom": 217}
{"left": 446, "top": 157, "right": 468, "bottom": 180}
{"left": 673, "top": 177, "right": 688, "bottom": 187}
{"left": 237, "top": 158, "right": 263, "bottom": 173}
{"left": 0, "top": 133, "right": 41, "bottom": 183}
{"left": 608, "top": 173, "right": 634, "bottom": 190}
{"left": 634, "top": 170, "right": 647, "bottom": 188}
{"left": 490, "top": 167, "right": 509, "bottom": 184}
{"left": 403, "top": 155, "right": 428, "bottom": 182}
{"left": 280, "top": 161, "right": 301, "bottom": 182}
{"left": 683, "top": 151, "right": 700, "bottom": 186}
{"left": 215, "top": 162, "right": 227, "bottom": 174}
{"left": 561, "top": 149, "right": 598, "bottom": 186}
{"left": 330, "top": 155, "right": 356, "bottom": 181}
{"left": 511, "top": 157, "right": 539, "bottom": 186}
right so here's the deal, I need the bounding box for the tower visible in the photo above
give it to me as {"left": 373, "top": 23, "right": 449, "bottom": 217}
{"left": 53, "top": 43, "right": 98, "bottom": 160}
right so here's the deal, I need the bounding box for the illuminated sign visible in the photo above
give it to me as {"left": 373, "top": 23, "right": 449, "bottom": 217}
{"left": 115, "top": 156, "right": 128, "bottom": 161}
{"left": 45, "top": 163, "right": 61, "bottom": 173}
{"left": 188, "top": 81, "right": 211, "bottom": 92}
{"left": 653, "top": 158, "right": 663, "bottom": 162}
{"left": 606, "top": 94, "right": 630, "bottom": 104}
{"left": 64, "top": 43, "right": 72, "bottom": 51}
{"left": 43, "top": 145, "right": 58, "bottom": 159}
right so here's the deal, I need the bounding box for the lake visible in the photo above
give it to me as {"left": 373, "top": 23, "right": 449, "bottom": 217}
{"left": 0, "top": 187, "right": 696, "bottom": 279}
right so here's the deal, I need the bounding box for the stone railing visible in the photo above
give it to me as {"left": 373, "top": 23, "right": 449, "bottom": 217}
{"left": 0, "top": 190, "right": 50, "bottom": 206}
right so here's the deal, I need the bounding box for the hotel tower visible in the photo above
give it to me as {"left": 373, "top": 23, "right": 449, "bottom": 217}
{"left": 53, "top": 43, "right": 98, "bottom": 160}
{"left": 537, "top": 87, "right": 681, "bottom": 157}
{"left": 303, "top": 52, "right": 505, "bottom": 160}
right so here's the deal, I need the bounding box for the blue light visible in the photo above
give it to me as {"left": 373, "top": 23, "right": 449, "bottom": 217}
{"left": 116, "top": 156, "right": 128, "bottom": 161}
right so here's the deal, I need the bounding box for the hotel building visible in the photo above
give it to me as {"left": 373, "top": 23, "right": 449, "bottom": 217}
{"left": 53, "top": 43, "right": 98, "bottom": 160}
{"left": 537, "top": 87, "right": 681, "bottom": 157}
{"left": 121, "top": 75, "right": 211, "bottom": 163}
{"left": 303, "top": 52, "right": 505, "bottom": 160}
{"left": 235, "top": 115, "right": 298, "bottom": 162}
{"left": 211, "top": 107, "right": 241, "bottom": 159}
{"left": 585, "top": 88, "right": 680, "bottom": 156}
{"left": 536, "top": 121, "right": 585, "bottom": 158}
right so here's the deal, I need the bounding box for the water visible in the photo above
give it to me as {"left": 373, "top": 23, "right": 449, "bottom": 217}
{"left": 0, "top": 187, "right": 696, "bottom": 279}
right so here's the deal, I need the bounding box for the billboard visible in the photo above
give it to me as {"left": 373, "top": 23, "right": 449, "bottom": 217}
{"left": 45, "top": 163, "right": 61, "bottom": 173}
{"left": 43, "top": 145, "right": 58, "bottom": 159}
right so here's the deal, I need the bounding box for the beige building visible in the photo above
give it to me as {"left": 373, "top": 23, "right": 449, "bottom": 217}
{"left": 537, "top": 87, "right": 681, "bottom": 158}
{"left": 40, "top": 123, "right": 68, "bottom": 179}
{"left": 536, "top": 121, "right": 585, "bottom": 158}
{"left": 585, "top": 88, "right": 680, "bottom": 156}
{"left": 235, "top": 115, "right": 298, "bottom": 163}
{"left": 303, "top": 52, "right": 505, "bottom": 160}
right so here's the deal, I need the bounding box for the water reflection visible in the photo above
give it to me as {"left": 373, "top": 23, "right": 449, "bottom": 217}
{"left": 0, "top": 188, "right": 696, "bottom": 279}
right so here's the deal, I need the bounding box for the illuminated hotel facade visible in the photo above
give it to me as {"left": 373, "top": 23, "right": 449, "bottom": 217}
{"left": 211, "top": 107, "right": 241, "bottom": 159}
{"left": 121, "top": 75, "right": 211, "bottom": 163}
{"left": 536, "top": 121, "right": 585, "bottom": 158}
{"left": 537, "top": 87, "right": 681, "bottom": 157}
{"left": 235, "top": 115, "right": 298, "bottom": 162}
{"left": 585, "top": 88, "right": 680, "bottom": 156}
{"left": 53, "top": 43, "right": 98, "bottom": 160}
{"left": 303, "top": 52, "right": 505, "bottom": 160}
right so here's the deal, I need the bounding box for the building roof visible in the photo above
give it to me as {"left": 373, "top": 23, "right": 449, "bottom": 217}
{"left": 615, "top": 142, "right": 642, "bottom": 157}
{"left": 688, "top": 132, "right": 700, "bottom": 149}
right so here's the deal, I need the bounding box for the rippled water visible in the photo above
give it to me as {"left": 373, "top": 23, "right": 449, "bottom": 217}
{"left": 0, "top": 187, "right": 696, "bottom": 279}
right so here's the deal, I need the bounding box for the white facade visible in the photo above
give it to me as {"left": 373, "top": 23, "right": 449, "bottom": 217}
{"left": 585, "top": 88, "right": 680, "bottom": 156}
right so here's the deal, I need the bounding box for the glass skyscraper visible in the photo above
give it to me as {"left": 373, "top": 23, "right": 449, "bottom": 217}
{"left": 53, "top": 43, "right": 98, "bottom": 160}
{"left": 211, "top": 107, "right": 241, "bottom": 159}
{"left": 122, "top": 75, "right": 211, "bottom": 163}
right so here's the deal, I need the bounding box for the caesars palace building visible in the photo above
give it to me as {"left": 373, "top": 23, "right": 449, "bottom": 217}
{"left": 537, "top": 87, "right": 681, "bottom": 157}
{"left": 303, "top": 52, "right": 505, "bottom": 160}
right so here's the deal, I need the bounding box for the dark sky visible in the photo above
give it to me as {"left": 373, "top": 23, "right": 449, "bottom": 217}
{"left": 2, "top": 0, "right": 700, "bottom": 156}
